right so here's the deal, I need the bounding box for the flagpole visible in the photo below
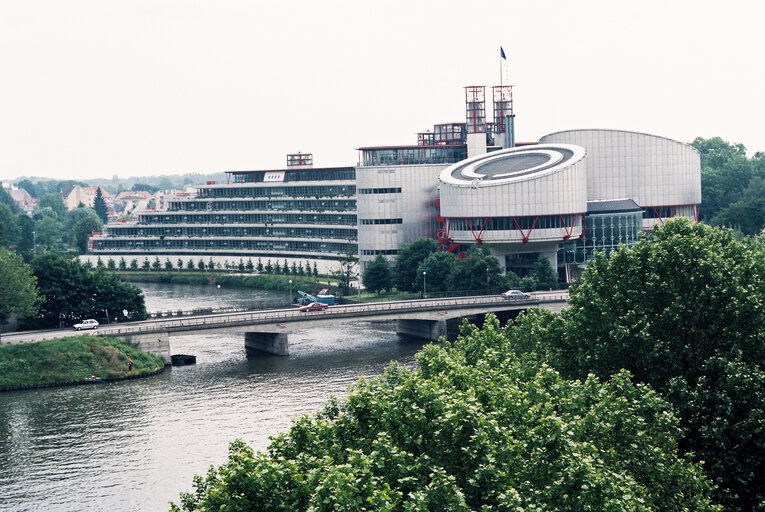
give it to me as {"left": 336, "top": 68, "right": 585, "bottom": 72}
{"left": 500, "top": 48, "right": 503, "bottom": 87}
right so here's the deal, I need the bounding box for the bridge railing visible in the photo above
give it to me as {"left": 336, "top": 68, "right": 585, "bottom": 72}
{"left": 98, "top": 293, "right": 569, "bottom": 338}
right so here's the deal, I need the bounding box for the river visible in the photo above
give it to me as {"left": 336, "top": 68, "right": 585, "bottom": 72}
{"left": 0, "top": 283, "right": 427, "bottom": 511}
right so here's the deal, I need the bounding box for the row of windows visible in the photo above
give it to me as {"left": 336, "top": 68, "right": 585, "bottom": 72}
{"left": 108, "top": 226, "right": 357, "bottom": 240}
{"left": 197, "top": 185, "right": 354, "bottom": 199}
{"left": 447, "top": 215, "right": 583, "bottom": 232}
{"left": 168, "top": 199, "right": 356, "bottom": 212}
{"left": 361, "top": 249, "right": 399, "bottom": 256}
{"left": 357, "top": 187, "right": 402, "bottom": 194}
{"left": 139, "top": 213, "right": 357, "bottom": 226}
{"left": 359, "top": 218, "right": 403, "bottom": 225}
{"left": 94, "top": 238, "right": 357, "bottom": 255}
{"left": 230, "top": 168, "right": 355, "bottom": 183}
{"left": 360, "top": 146, "right": 467, "bottom": 167}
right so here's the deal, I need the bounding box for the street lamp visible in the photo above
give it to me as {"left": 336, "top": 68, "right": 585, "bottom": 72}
{"left": 486, "top": 267, "right": 490, "bottom": 295}
{"left": 216, "top": 284, "right": 221, "bottom": 311}
{"left": 32, "top": 231, "right": 36, "bottom": 256}
{"left": 288, "top": 279, "right": 292, "bottom": 305}
{"left": 423, "top": 271, "right": 427, "bottom": 298}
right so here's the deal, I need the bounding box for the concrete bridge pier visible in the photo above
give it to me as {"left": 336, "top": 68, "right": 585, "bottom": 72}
{"left": 120, "top": 331, "right": 171, "bottom": 365}
{"left": 396, "top": 318, "right": 447, "bottom": 341}
{"left": 245, "top": 331, "right": 289, "bottom": 356}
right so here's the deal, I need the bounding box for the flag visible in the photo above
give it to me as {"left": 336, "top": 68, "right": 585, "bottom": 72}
{"left": 500, "top": 47, "right": 507, "bottom": 60}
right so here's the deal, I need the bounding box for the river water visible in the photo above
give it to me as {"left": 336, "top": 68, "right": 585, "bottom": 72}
{"left": 0, "top": 283, "right": 427, "bottom": 511}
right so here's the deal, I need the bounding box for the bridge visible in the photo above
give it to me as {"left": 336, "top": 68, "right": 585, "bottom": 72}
{"left": 1, "top": 292, "right": 569, "bottom": 363}
{"left": 94, "top": 292, "right": 568, "bottom": 362}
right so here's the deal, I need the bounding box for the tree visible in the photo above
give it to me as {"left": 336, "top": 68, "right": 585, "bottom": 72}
{"left": 130, "top": 259, "right": 139, "bottom": 270}
{"left": 331, "top": 248, "right": 358, "bottom": 295}
{"left": 245, "top": 259, "right": 254, "bottom": 273}
{"left": 186, "top": 259, "right": 195, "bottom": 271}
{"left": 0, "top": 203, "right": 20, "bottom": 248}
{"left": 68, "top": 215, "right": 101, "bottom": 253}
{"left": 0, "top": 248, "right": 40, "bottom": 332}
{"left": 177, "top": 258, "right": 184, "bottom": 270}
{"left": 257, "top": 258, "right": 264, "bottom": 273}
{"left": 394, "top": 237, "right": 438, "bottom": 292}
{"left": 361, "top": 254, "right": 392, "bottom": 294}
{"left": 265, "top": 260, "right": 274, "bottom": 274}
{"left": 446, "top": 245, "right": 508, "bottom": 294}
{"left": 164, "top": 258, "right": 173, "bottom": 271}
{"left": 142, "top": 258, "right": 151, "bottom": 271}
{"left": 93, "top": 187, "right": 108, "bottom": 224}
{"left": 62, "top": 206, "right": 101, "bottom": 233}
{"left": 173, "top": 316, "right": 717, "bottom": 512}
{"left": 529, "top": 255, "right": 558, "bottom": 290}
{"left": 28, "top": 252, "right": 145, "bottom": 327}
{"left": 119, "top": 257, "right": 127, "bottom": 270}
{"left": 34, "top": 216, "right": 62, "bottom": 251}
{"left": 37, "top": 193, "right": 66, "bottom": 218}
{"left": 415, "top": 251, "right": 458, "bottom": 294}
{"left": 538, "top": 219, "right": 765, "bottom": 511}
{"left": 197, "top": 259, "right": 205, "bottom": 271}
{"left": 106, "top": 258, "right": 116, "bottom": 270}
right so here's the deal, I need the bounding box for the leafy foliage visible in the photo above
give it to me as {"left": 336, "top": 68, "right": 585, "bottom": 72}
{"left": 394, "top": 237, "right": 438, "bottom": 292}
{"left": 93, "top": 187, "right": 108, "bottom": 224}
{"left": 173, "top": 316, "right": 717, "bottom": 512}
{"left": 692, "top": 136, "right": 765, "bottom": 234}
{"left": 362, "top": 254, "right": 392, "bottom": 294}
{"left": 529, "top": 219, "right": 765, "bottom": 511}
{"left": 0, "top": 248, "right": 40, "bottom": 328}
{"left": 27, "top": 252, "right": 146, "bottom": 328}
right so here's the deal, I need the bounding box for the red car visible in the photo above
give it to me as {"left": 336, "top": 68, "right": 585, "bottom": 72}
{"left": 299, "top": 302, "right": 329, "bottom": 312}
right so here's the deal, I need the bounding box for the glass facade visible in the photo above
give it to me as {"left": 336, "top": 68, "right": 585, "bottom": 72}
{"left": 359, "top": 146, "right": 467, "bottom": 167}
{"left": 558, "top": 211, "right": 643, "bottom": 264}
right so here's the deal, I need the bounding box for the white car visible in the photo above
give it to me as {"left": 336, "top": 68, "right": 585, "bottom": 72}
{"left": 73, "top": 319, "right": 99, "bottom": 331}
{"left": 502, "top": 290, "right": 531, "bottom": 300}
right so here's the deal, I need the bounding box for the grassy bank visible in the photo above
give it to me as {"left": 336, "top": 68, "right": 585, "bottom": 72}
{"left": 115, "top": 271, "right": 335, "bottom": 294}
{"left": 0, "top": 336, "right": 165, "bottom": 391}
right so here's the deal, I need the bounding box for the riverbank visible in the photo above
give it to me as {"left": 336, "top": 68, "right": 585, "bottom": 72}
{"left": 115, "top": 271, "right": 336, "bottom": 294}
{"left": 0, "top": 335, "right": 165, "bottom": 392}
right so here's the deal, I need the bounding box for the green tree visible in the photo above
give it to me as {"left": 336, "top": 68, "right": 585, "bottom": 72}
{"left": 415, "top": 251, "right": 457, "bottom": 294}
{"left": 0, "top": 203, "right": 20, "bottom": 248}
{"left": 446, "top": 245, "right": 508, "bottom": 294}
{"left": 245, "top": 259, "right": 254, "bottom": 273}
{"left": 62, "top": 206, "right": 101, "bottom": 233}
{"left": 15, "top": 213, "right": 35, "bottom": 256}
{"left": 93, "top": 187, "right": 108, "bottom": 224}
{"left": 197, "top": 259, "right": 205, "bottom": 271}
{"left": 142, "top": 258, "right": 151, "bottom": 271}
{"left": 265, "top": 260, "right": 274, "bottom": 274}
{"left": 0, "top": 248, "right": 40, "bottom": 332}
{"left": 529, "top": 255, "right": 558, "bottom": 290}
{"left": 541, "top": 219, "right": 765, "bottom": 511}
{"left": 257, "top": 258, "right": 264, "bottom": 273}
{"left": 68, "top": 215, "right": 101, "bottom": 253}
{"left": 164, "top": 258, "right": 173, "bottom": 271}
{"left": 37, "top": 193, "right": 67, "bottom": 217}
{"left": 186, "top": 259, "right": 195, "bottom": 271}
{"left": 173, "top": 316, "right": 717, "bottom": 512}
{"left": 361, "top": 254, "right": 392, "bottom": 294}
{"left": 331, "top": 248, "right": 358, "bottom": 295}
{"left": 394, "top": 237, "right": 438, "bottom": 292}
{"left": 119, "top": 257, "right": 127, "bottom": 270}
{"left": 312, "top": 262, "right": 318, "bottom": 277}
{"left": 34, "top": 216, "right": 62, "bottom": 251}
{"left": 177, "top": 258, "right": 183, "bottom": 270}
{"left": 130, "top": 259, "right": 139, "bottom": 270}
{"left": 106, "top": 258, "right": 116, "bottom": 270}
{"left": 28, "top": 252, "right": 145, "bottom": 327}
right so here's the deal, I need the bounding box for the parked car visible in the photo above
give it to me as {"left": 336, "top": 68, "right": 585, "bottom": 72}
{"left": 73, "top": 319, "right": 99, "bottom": 331}
{"left": 502, "top": 289, "right": 531, "bottom": 300}
{"left": 299, "top": 302, "right": 329, "bottom": 312}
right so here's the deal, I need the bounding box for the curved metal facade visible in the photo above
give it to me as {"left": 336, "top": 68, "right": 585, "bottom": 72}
{"left": 438, "top": 145, "right": 587, "bottom": 244}
{"left": 539, "top": 129, "right": 701, "bottom": 228}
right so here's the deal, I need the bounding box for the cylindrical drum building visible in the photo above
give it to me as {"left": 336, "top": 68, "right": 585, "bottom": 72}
{"left": 438, "top": 144, "right": 587, "bottom": 268}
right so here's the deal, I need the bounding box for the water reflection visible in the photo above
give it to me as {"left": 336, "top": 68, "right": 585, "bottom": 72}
{"left": 0, "top": 283, "right": 425, "bottom": 511}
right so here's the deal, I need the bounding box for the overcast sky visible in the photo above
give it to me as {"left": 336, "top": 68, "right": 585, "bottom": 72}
{"left": 1, "top": 0, "right": 764, "bottom": 181}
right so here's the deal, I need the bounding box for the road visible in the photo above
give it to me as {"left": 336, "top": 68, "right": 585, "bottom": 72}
{"left": 1, "top": 291, "right": 568, "bottom": 345}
